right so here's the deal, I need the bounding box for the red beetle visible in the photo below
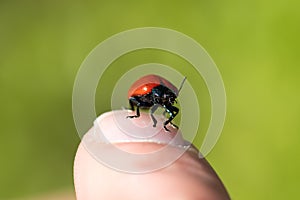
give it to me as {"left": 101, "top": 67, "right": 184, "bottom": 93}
{"left": 127, "top": 74, "right": 186, "bottom": 131}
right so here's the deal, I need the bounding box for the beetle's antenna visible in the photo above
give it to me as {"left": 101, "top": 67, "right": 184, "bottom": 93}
{"left": 178, "top": 77, "right": 187, "bottom": 95}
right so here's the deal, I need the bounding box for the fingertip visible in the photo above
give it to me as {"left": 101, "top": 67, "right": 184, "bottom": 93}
{"left": 73, "top": 110, "right": 230, "bottom": 199}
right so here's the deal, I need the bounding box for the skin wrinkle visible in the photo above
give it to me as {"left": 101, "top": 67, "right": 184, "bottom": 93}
{"left": 152, "top": 145, "right": 229, "bottom": 199}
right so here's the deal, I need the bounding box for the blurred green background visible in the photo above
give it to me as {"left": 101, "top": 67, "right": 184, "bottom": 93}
{"left": 1, "top": 0, "right": 299, "bottom": 199}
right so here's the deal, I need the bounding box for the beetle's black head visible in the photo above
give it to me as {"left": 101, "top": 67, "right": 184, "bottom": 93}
{"left": 163, "top": 89, "right": 177, "bottom": 105}
{"left": 152, "top": 85, "right": 177, "bottom": 105}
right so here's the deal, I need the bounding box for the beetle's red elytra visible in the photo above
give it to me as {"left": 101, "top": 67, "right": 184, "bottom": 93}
{"left": 127, "top": 75, "right": 179, "bottom": 98}
{"left": 127, "top": 74, "right": 186, "bottom": 131}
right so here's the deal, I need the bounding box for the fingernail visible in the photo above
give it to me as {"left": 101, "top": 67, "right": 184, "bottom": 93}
{"left": 91, "top": 110, "right": 190, "bottom": 148}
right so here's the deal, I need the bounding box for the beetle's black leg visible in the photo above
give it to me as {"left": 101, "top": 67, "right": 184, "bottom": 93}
{"left": 170, "top": 121, "right": 178, "bottom": 129}
{"left": 127, "top": 105, "right": 140, "bottom": 118}
{"left": 136, "top": 105, "right": 140, "bottom": 117}
{"left": 127, "top": 98, "right": 140, "bottom": 118}
{"left": 163, "top": 105, "right": 179, "bottom": 131}
{"left": 129, "top": 98, "right": 135, "bottom": 111}
{"left": 150, "top": 104, "right": 159, "bottom": 127}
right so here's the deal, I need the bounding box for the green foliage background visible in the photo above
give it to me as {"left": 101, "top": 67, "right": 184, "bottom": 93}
{"left": 0, "top": 0, "right": 299, "bottom": 199}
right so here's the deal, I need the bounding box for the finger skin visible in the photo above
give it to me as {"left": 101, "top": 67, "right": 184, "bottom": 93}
{"left": 74, "top": 111, "right": 230, "bottom": 199}
{"left": 74, "top": 142, "right": 230, "bottom": 200}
